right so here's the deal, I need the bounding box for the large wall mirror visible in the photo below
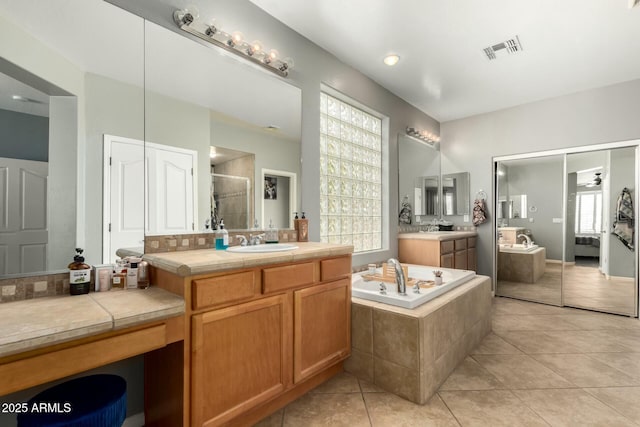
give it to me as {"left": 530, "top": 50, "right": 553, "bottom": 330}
{"left": 397, "top": 134, "right": 440, "bottom": 224}
{"left": 143, "top": 19, "right": 301, "bottom": 236}
{"left": 0, "top": 1, "right": 144, "bottom": 275}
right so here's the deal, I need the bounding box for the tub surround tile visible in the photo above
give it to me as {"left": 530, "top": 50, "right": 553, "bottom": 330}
{"left": 351, "top": 304, "right": 373, "bottom": 353}
{"left": 438, "top": 390, "right": 549, "bottom": 427}
{"left": 344, "top": 349, "right": 374, "bottom": 383}
{"left": 512, "top": 388, "right": 637, "bottom": 427}
{"left": 373, "top": 310, "right": 419, "bottom": 369}
{"left": 373, "top": 357, "right": 421, "bottom": 403}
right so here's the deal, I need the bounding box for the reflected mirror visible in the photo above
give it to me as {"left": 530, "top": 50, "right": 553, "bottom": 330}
{"left": 397, "top": 134, "right": 440, "bottom": 224}
{"left": 495, "top": 155, "right": 564, "bottom": 306}
{"left": 442, "top": 172, "right": 470, "bottom": 216}
{"left": 0, "top": 1, "right": 144, "bottom": 274}
{"left": 143, "top": 19, "right": 301, "bottom": 235}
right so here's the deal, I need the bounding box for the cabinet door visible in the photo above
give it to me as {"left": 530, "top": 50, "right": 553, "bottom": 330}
{"left": 294, "top": 279, "right": 350, "bottom": 383}
{"left": 467, "top": 246, "right": 477, "bottom": 272}
{"left": 454, "top": 249, "right": 468, "bottom": 270}
{"left": 440, "top": 253, "right": 454, "bottom": 268}
{"left": 191, "top": 294, "right": 292, "bottom": 426}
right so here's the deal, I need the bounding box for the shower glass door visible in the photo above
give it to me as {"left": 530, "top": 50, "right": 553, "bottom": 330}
{"left": 495, "top": 154, "right": 565, "bottom": 306}
{"left": 564, "top": 146, "right": 638, "bottom": 316}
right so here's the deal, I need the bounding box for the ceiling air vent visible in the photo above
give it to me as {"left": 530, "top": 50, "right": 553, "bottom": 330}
{"left": 483, "top": 36, "right": 523, "bottom": 60}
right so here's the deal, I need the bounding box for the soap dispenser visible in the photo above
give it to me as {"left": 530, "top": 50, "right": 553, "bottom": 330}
{"left": 68, "top": 248, "right": 91, "bottom": 295}
{"left": 265, "top": 219, "right": 279, "bottom": 244}
{"left": 297, "top": 212, "right": 309, "bottom": 242}
{"left": 215, "top": 219, "right": 229, "bottom": 250}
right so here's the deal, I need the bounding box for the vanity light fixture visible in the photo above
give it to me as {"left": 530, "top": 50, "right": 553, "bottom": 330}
{"left": 406, "top": 127, "right": 440, "bottom": 146}
{"left": 174, "top": 7, "right": 294, "bottom": 77}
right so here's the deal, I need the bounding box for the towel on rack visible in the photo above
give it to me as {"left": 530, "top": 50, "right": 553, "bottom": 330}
{"left": 613, "top": 187, "right": 634, "bottom": 250}
{"left": 472, "top": 198, "right": 488, "bottom": 226}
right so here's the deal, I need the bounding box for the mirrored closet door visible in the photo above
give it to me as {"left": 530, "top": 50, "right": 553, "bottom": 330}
{"left": 495, "top": 155, "right": 564, "bottom": 306}
{"left": 495, "top": 143, "right": 638, "bottom": 317}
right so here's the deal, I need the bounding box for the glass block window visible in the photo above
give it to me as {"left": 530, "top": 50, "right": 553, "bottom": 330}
{"left": 320, "top": 92, "right": 382, "bottom": 252}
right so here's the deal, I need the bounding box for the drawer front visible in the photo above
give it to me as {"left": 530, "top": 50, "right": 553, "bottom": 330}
{"left": 192, "top": 271, "right": 256, "bottom": 310}
{"left": 321, "top": 256, "right": 352, "bottom": 282}
{"left": 263, "top": 262, "right": 315, "bottom": 294}
{"left": 467, "top": 237, "right": 477, "bottom": 248}
{"left": 440, "top": 240, "right": 455, "bottom": 254}
{"left": 454, "top": 238, "right": 467, "bottom": 251}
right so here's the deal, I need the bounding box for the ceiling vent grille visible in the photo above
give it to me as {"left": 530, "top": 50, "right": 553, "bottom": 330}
{"left": 483, "top": 36, "right": 523, "bottom": 60}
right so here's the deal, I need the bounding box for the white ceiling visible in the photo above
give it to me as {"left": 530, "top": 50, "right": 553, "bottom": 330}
{"left": 249, "top": 0, "right": 640, "bottom": 122}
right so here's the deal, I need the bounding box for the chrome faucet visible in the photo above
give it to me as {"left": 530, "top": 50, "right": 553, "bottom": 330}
{"left": 388, "top": 258, "right": 407, "bottom": 296}
{"left": 517, "top": 234, "right": 532, "bottom": 247}
{"left": 235, "top": 235, "right": 248, "bottom": 246}
{"left": 249, "top": 233, "right": 265, "bottom": 246}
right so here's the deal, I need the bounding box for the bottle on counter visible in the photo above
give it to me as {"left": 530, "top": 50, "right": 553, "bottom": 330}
{"left": 112, "top": 259, "right": 127, "bottom": 289}
{"left": 297, "top": 212, "right": 309, "bottom": 242}
{"left": 137, "top": 260, "right": 150, "bottom": 289}
{"left": 68, "top": 248, "right": 91, "bottom": 295}
{"left": 265, "top": 219, "right": 279, "bottom": 244}
{"left": 215, "top": 219, "right": 229, "bottom": 250}
{"left": 126, "top": 257, "right": 141, "bottom": 289}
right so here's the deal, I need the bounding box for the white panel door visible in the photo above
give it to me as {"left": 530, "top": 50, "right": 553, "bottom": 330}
{"left": 146, "top": 142, "right": 196, "bottom": 235}
{"left": 0, "top": 157, "right": 48, "bottom": 274}
{"left": 103, "top": 135, "right": 145, "bottom": 263}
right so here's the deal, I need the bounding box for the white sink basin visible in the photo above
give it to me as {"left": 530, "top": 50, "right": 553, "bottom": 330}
{"left": 227, "top": 243, "right": 298, "bottom": 253}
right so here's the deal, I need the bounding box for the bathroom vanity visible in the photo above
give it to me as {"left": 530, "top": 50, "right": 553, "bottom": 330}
{"left": 398, "top": 231, "right": 477, "bottom": 270}
{"left": 143, "top": 242, "right": 353, "bottom": 427}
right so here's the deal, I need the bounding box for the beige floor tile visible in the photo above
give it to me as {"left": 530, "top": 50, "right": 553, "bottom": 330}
{"left": 531, "top": 353, "right": 639, "bottom": 387}
{"left": 358, "top": 379, "right": 386, "bottom": 393}
{"left": 438, "top": 390, "right": 548, "bottom": 426}
{"left": 513, "top": 388, "right": 637, "bottom": 426}
{"left": 584, "top": 386, "right": 640, "bottom": 422}
{"left": 471, "top": 332, "right": 523, "bottom": 355}
{"left": 540, "top": 330, "right": 631, "bottom": 353}
{"left": 561, "top": 313, "right": 640, "bottom": 330}
{"left": 588, "top": 352, "right": 640, "bottom": 380}
{"left": 282, "top": 393, "right": 370, "bottom": 427}
{"left": 492, "top": 314, "right": 582, "bottom": 332}
{"left": 253, "top": 409, "right": 284, "bottom": 427}
{"left": 364, "top": 392, "right": 459, "bottom": 426}
{"left": 472, "top": 354, "right": 573, "bottom": 389}
{"left": 440, "top": 356, "right": 504, "bottom": 391}
{"left": 496, "top": 330, "right": 583, "bottom": 354}
{"left": 311, "top": 371, "right": 362, "bottom": 393}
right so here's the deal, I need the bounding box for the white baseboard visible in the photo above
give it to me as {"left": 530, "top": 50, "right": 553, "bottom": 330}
{"left": 122, "top": 412, "right": 144, "bottom": 427}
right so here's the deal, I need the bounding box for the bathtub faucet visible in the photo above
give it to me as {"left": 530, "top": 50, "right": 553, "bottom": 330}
{"left": 517, "top": 234, "right": 532, "bottom": 247}
{"left": 387, "top": 258, "right": 407, "bottom": 296}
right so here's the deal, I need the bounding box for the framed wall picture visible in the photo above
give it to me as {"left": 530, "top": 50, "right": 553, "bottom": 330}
{"left": 264, "top": 176, "right": 277, "bottom": 200}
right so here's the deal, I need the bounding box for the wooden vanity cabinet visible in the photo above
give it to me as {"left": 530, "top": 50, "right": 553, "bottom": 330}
{"left": 148, "top": 253, "right": 352, "bottom": 427}
{"left": 399, "top": 235, "right": 477, "bottom": 271}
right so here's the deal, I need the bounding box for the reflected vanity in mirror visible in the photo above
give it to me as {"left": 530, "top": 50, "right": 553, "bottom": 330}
{"left": 442, "top": 172, "right": 470, "bottom": 216}
{"left": 397, "top": 134, "right": 440, "bottom": 224}
{"left": 0, "top": 2, "right": 145, "bottom": 274}
{"left": 143, "top": 20, "right": 301, "bottom": 236}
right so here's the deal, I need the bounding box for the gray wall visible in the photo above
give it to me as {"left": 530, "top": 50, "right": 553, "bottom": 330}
{"left": 506, "top": 158, "right": 565, "bottom": 261}
{"left": 609, "top": 147, "right": 636, "bottom": 278}
{"left": 0, "top": 109, "right": 48, "bottom": 161}
{"left": 442, "top": 78, "right": 640, "bottom": 277}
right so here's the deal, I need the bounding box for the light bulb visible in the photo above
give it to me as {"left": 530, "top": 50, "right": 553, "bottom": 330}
{"left": 282, "top": 57, "right": 294, "bottom": 70}
{"left": 248, "top": 40, "right": 263, "bottom": 56}
{"left": 383, "top": 54, "right": 400, "bottom": 66}
{"left": 265, "top": 49, "right": 279, "bottom": 64}
{"left": 231, "top": 31, "right": 244, "bottom": 45}
{"left": 204, "top": 18, "right": 221, "bottom": 36}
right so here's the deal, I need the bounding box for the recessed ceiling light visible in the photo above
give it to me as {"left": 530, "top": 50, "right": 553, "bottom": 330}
{"left": 383, "top": 54, "right": 400, "bottom": 66}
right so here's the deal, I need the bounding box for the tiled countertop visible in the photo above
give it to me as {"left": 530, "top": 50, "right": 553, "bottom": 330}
{"left": 144, "top": 241, "right": 354, "bottom": 277}
{"left": 397, "top": 231, "right": 477, "bottom": 241}
{"left": 0, "top": 287, "right": 184, "bottom": 358}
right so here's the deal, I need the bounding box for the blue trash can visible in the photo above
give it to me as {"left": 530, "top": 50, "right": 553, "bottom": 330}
{"left": 17, "top": 374, "right": 126, "bottom": 427}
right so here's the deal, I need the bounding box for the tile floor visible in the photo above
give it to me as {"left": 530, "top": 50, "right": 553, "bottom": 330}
{"left": 255, "top": 296, "right": 640, "bottom": 426}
